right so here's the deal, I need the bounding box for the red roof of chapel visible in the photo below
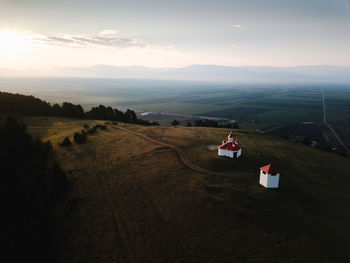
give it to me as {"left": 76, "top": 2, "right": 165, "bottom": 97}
{"left": 260, "top": 164, "right": 280, "bottom": 174}
{"left": 218, "top": 141, "right": 241, "bottom": 151}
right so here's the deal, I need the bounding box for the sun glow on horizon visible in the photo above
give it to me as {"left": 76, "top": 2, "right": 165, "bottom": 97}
{"left": 0, "top": 31, "right": 31, "bottom": 54}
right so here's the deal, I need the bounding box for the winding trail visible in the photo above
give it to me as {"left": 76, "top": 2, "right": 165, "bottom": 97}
{"left": 322, "top": 89, "right": 350, "bottom": 155}
{"left": 114, "top": 126, "right": 231, "bottom": 176}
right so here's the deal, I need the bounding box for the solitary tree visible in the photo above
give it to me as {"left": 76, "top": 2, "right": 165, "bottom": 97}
{"left": 171, "top": 119, "right": 180, "bottom": 127}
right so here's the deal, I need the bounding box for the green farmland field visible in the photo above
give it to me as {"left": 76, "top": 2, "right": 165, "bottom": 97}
{"left": 1, "top": 78, "right": 349, "bottom": 148}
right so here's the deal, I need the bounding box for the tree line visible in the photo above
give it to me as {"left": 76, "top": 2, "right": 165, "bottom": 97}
{"left": 0, "top": 92, "right": 159, "bottom": 125}
{"left": 1, "top": 117, "right": 68, "bottom": 262}
{"left": 171, "top": 118, "right": 239, "bottom": 129}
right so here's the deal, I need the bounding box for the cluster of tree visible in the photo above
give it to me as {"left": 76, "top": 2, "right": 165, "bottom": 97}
{"left": 0, "top": 91, "right": 52, "bottom": 116}
{"left": 86, "top": 105, "right": 159, "bottom": 125}
{"left": 86, "top": 105, "right": 134, "bottom": 122}
{"left": 59, "top": 124, "right": 108, "bottom": 146}
{"left": 86, "top": 124, "right": 107, "bottom": 135}
{"left": 171, "top": 119, "right": 180, "bottom": 127}
{"left": 1, "top": 117, "right": 68, "bottom": 261}
{"left": 221, "top": 122, "right": 239, "bottom": 129}
{"left": 194, "top": 119, "right": 219, "bottom": 127}
{"left": 173, "top": 119, "right": 239, "bottom": 129}
{"left": 136, "top": 118, "right": 160, "bottom": 126}
{"left": 0, "top": 92, "right": 159, "bottom": 125}
{"left": 52, "top": 102, "right": 84, "bottom": 118}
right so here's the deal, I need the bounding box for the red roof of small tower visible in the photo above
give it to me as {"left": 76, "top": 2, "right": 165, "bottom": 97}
{"left": 260, "top": 164, "right": 279, "bottom": 174}
{"left": 228, "top": 132, "right": 234, "bottom": 138}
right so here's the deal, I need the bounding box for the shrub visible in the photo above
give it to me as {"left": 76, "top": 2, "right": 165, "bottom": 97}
{"left": 94, "top": 124, "right": 107, "bottom": 130}
{"left": 194, "top": 119, "right": 218, "bottom": 127}
{"left": 222, "top": 122, "right": 239, "bottom": 129}
{"left": 88, "top": 126, "right": 97, "bottom": 134}
{"left": 73, "top": 131, "right": 87, "bottom": 144}
{"left": 59, "top": 136, "right": 72, "bottom": 146}
{"left": 171, "top": 119, "right": 180, "bottom": 127}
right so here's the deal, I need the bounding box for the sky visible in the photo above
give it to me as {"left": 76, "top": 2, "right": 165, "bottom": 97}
{"left": 0, "top": 0, "right": 350, "bottom": 76}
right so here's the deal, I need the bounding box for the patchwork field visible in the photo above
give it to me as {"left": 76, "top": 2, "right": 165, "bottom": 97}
{"left": 20, "top": 116, "right": 350, "bottom": 263}
{"left": 2, "top": 78, "right": 350, "bottom": 148}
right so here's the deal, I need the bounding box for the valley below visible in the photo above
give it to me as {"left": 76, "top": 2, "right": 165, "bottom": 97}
{"left": 2, "top": 78, "right": 349, "bottom": 154}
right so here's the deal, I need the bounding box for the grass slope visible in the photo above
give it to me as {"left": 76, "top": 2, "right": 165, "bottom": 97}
{"left": 23, "top": 117, "right": 350, "bottom": 262}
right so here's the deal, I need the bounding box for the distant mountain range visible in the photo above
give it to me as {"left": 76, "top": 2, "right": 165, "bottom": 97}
{"left": 2, "top": 65, "right": 350, "bottom": 84}
{"left": 57, "top": 64, "right": 350, "bottom": 83}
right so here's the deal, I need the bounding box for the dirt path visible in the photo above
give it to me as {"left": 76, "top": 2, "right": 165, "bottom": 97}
{"left": 114, "top": 126, "right": 230, "bottom": 176}
{"left": 322, "top": 89, "right": 350, "bottom": 156}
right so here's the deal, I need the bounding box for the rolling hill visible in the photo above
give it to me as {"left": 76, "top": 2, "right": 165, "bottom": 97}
{"left": 21, "top": 116, "right": 350, "bottom": 263}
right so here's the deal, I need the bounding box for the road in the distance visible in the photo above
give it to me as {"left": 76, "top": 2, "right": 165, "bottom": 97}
{"left": 322, "top": 89, "right": 350, "bottom": 156}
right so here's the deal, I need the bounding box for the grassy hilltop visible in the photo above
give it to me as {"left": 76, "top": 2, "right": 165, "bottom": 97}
{"left": 21, "top": 116, "right": 350, "bottom": 262}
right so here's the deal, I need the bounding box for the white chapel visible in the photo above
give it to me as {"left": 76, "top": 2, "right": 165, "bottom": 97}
{"left": 218, "top": 132, "right": 242, "bottom": 158}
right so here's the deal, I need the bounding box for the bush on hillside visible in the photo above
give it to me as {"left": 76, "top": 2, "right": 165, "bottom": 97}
{"left": 59, "top": 136, "right": 72, "bottom": 146}
{"left": 96, "top": 124, "right": 107, "bottom": 130}
{"left": 88, "top": 126, "right": 98, "bottom": 134}
{"left": 136, "top": 119, "right": 160, "bottom": 126}
{"left": 194, "top": 119, "right": 218, "bottom": 127}
{"left": 171, "top": 119, "right": 180, "bottom": 127}
{"left": 222, "top": 122, "right": 239, "bottom": 129}
{"left": 74, "top": 131, "right": 87, "bottom": 144}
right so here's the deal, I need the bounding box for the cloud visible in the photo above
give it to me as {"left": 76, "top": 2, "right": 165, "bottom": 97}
{"left": 33, "top": 32, "right": 149, "bottom": 49}
{"left": 45, "top": 36, "right": 75, "bottom": 44}
{"left": 230, "top": 24, "right": 242, "bottom": 29}
{"left": 100, "top": 29, "right": 119, "bottom": 35}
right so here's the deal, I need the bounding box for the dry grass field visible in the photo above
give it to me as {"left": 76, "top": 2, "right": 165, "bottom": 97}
{"left": 21, "top": 117, "right": 350, "bottom": 262}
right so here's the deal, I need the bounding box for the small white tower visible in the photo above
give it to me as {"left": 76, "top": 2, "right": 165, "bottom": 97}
{"left": 259, "top": 164, "right": 280, "bottom": 188}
